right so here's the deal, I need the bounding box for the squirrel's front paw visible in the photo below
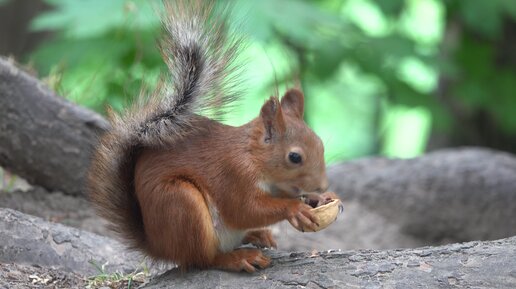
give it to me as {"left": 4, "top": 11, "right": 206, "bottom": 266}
{"left": 287, "top": 202, "right": 319, "bottom": 232}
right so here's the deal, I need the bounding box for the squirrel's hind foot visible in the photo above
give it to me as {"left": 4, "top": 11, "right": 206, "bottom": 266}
{"left": 212, "top": 248, "right": 271, "bottom": 273}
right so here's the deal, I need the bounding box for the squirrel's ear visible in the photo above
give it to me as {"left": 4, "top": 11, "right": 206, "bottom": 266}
{"left": 281, "top": 88, "right": 304, "bottom": 119}
{"left": 260, "top": 97, "right": 286, "bottom": 143}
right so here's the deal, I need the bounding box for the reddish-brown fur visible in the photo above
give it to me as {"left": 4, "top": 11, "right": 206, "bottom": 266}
{"left": 132, "top": 90, "right": 328, "bottom": 271}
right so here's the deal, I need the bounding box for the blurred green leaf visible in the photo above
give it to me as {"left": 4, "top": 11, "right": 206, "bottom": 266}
{"left": 29, "top": 27, "right": 162, "bottom": 114}
{"left": 456, "top": 0, "right": 503, "bottom": 38}
{"left": 238, "top": 0, "right": 353, "bottom": 45}
{"left": 503, "top": 1, "right": 516, "bottom": 20}
{"left": 32, "top": 0, "right": 158, "bottom": 37}
{"left": 374, "top": 0, "right": 405, "bottom": 16}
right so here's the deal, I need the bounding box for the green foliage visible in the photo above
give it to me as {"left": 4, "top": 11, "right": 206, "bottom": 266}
{"left": 30, "top": 0, "right": 162, "bottom": 113}
{"left": 376, "top": 0, "right": 404, "bottom": 16}
{"left": 444, "top": 0, "right": 516, "bottom": 133}
{"left": 454, "top": 35, "right": 516, "bottom": 132}
{"left": 450, "top": 0, "right": 516, "bottom": 38}
{"left": 25, "top": 0, "right": 516, "bottom": 160}
{"left": 32, "top": 0, "right": 157, "bottom": 37}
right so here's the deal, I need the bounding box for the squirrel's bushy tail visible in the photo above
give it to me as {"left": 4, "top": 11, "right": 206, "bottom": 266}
{"left": 88, "top": 0, "right": 241, "bottom": 250}
{"left": 115, "top": 0, "right": 241, "bottom": 147}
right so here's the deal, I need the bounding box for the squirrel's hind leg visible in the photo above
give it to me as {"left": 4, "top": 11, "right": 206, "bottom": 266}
{"left": 137, "top": 177, "right": 271, "bottom": 272}
{"left": 137, "top": 178, "right": 218, "bottom": 269}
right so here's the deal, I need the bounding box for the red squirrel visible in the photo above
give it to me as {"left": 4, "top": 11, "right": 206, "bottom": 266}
{"left": 88, "top": 0, "right": 329, "bottom": 273}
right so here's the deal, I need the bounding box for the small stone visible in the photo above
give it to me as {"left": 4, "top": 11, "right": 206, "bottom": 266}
{"left": 52, "top": 231, "right": 72, "bottom": 244}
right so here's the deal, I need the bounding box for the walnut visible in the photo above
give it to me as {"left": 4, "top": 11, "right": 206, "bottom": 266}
{"left": 297, "top": 193, "right": 343, "bottom": 232}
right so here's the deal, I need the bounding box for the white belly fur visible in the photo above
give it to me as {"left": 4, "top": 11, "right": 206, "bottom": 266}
{"left": 208, "top": 203, "right": 247, "bottom": 253}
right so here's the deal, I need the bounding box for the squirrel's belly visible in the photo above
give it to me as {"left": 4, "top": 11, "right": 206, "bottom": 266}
{"left": 207, "top": 202, "right": 246, "bottom": 253}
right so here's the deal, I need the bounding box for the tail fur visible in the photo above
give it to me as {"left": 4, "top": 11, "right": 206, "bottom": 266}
{"left": 88, "top": 0, "right": 241, "bottom": 251}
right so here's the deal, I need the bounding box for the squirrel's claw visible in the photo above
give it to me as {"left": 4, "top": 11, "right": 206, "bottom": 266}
{"left": 288, "top": 203, "right": 318, "bottom": 232}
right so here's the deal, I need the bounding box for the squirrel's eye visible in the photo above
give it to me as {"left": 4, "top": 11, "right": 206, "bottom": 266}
{"left": 288, "top": 152, "right": 302, "bottom": 164}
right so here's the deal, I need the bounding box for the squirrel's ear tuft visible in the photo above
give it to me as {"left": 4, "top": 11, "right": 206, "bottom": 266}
{"left": 260, "top": 97, "right": 286, "bottom": 143}
{"left": 281, "top": 88, "right": 304, "bottom": 119}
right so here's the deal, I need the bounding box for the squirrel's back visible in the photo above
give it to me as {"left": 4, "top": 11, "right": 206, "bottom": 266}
{"left": 88, "top": 0, "right": 241, "bottom": 251}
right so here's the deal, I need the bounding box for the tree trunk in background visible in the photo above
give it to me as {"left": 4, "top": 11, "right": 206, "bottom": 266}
{"left": 430, "top": 16, "right": 516, "bottom": 153}
{"left": 0, "top": 0, "right": 52, "bottom": 58}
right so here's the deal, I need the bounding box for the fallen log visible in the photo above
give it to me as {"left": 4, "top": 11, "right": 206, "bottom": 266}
{"left": 0, "top": 57, "right": 109, "bottom": 196}
{"left": 144, "top": 235, "right": 516, "bottom": 288}
{"left": 0, "top": 208, "right": 144, "bottom": 276}
{"left": 329, "top": 148, "right": 516, "bottom": 243}
{"left": 1, "top": 207, "right": 514, "bottom": 289}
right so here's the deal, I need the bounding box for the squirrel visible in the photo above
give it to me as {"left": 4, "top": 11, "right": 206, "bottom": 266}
{"left": 88, "top": 0, "right": 330, "bottom": 273}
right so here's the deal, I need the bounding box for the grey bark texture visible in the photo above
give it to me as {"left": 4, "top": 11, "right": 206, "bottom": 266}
{"left": 2, "top": 207, "right": 516, "bottom": 289}
{"left": 0, "top": 208, "right": 144, "bottom": 276}
{"left": 329, "top": 148, "right": 516, "bottom": 243}
{"left": 0, "top": 57, "right": 109, "bottom": 196}
{"left": 144, "top": 236, "right": 516, "bottom": 289}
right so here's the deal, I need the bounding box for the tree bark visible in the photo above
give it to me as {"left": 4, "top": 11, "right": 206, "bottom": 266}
{"left": 145, "top": 236, "right": 516, "bottom": 288}
{"left": 0, "top": 57, "right": 109, "bottom": 196}
{"left": 0, "top": 208, "right": 144, "bottom": 276}
{"left": 1, "top": 207, "right": 515, "bottom": 288}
